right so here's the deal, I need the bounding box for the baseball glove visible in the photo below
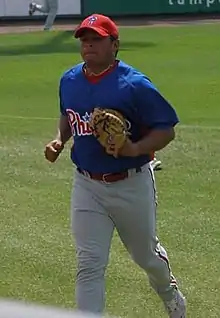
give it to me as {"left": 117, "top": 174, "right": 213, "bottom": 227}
{"left": 89, "top": 107, "right": 129, "bottom": 157}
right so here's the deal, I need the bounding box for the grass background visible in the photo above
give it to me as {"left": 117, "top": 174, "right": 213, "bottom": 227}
{"left": 0, "top": 24, "right": 220, "bottom": 317}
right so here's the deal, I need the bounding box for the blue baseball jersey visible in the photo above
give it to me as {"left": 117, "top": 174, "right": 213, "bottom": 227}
{"left": 59, "top": 61, "right": 179, "bottom": 173}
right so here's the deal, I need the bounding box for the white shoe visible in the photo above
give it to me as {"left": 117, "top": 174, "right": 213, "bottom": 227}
{"left": 29, "top": 2, "right": 36, "bottom": 15}
{"left": 150, "top": 158, "right": 162, "bottom": 171}
{"left": 164, "top": 289, "right": 186, "bottom": 318}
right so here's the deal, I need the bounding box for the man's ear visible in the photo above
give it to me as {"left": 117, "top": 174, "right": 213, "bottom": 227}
{"left": 113, "top": 40, "right": 119, "bottom": 57}
{"left": 115, "top": 39, "right": 120, "bottom": 50}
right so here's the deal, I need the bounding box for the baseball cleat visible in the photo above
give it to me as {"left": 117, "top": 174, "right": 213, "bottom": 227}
{"left": 164, "top": 289, "right": 186, "bottom": 318}
{"left": 150, "top": 158, "right": 162, "bottom": 171}
{"left": 29, "top": 2, "right": 36, "bottom": 15}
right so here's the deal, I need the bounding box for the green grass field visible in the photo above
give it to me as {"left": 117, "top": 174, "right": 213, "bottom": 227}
{"left": 0, "top": 23, "right": 220, "bottom": 318}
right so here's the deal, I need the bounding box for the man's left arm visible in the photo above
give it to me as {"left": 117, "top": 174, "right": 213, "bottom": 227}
{"left": 134, "top": 127, "right": 175, "bottom": 156}
{"left": 119, "top": 77, "right": 179, "bottom": 157}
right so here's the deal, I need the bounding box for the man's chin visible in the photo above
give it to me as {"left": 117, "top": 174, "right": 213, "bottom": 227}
{"left": 84, "top": 58, "right": 99, "bottom": 66}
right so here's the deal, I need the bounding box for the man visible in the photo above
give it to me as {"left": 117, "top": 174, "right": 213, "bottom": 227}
{"left": 29, "top": 0, "right": 58, "bottom": 31}
{"left": 44, "top": 14, "right": 186, "bottom": 318}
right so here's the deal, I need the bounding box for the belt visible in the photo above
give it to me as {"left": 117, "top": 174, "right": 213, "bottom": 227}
{"left": 77, "top": 167, "right": 142, "bottom": 184}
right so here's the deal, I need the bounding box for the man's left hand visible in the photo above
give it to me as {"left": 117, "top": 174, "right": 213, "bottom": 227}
{"left": 117, "top": 139, "right": 140, "bottom": 157}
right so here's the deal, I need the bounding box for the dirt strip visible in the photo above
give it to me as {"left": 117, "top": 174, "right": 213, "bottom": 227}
{"left": 0, "top": 14, "right": 220, "bottom": 34}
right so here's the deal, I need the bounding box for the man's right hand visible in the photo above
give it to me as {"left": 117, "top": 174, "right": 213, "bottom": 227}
{"left": 44, "top": 139, "right": 64, "bottom": 163}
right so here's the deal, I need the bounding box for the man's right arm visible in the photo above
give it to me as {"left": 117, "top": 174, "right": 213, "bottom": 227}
{"left": 44, "top": 114, "right": 72, "bottom": 163}
{"left": 56, "top": 114, "right": 72, "bottom": 145}
{"left": 44, "top": 76, "right": 73, "bottom": 163}
{"left": 58, "top": 76, "right": 72, "bottom": 145}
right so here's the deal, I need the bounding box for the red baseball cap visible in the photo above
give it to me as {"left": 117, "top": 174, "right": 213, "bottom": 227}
{"left": 74, "top": 14, "right": 119, "bottom": 39}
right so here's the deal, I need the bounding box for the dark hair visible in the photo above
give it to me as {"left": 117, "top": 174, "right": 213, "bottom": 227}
{"left": 110, "top": 35, "right": 117, "bottom": 41}
{"left": 110, "top": 36, "right": 119, "bottom": 57}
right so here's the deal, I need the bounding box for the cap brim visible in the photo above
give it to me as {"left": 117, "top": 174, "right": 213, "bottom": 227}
{"left": 74, "top": 26, "right": 109, "bottom": 38}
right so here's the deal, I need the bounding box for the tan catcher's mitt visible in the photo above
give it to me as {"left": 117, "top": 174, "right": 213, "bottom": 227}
{"left": 89, "top": 107, "right": 129, "bottom": 157}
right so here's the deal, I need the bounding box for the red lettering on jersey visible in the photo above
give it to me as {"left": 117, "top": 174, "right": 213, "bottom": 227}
{"left": 84, "top": 122, "right": 92, "bottom": 135}
{"left": 66, "top": 109, "right": 92, "bottom": 136}
{"left": 66, "top": 109, "right": 76, "bottom": 134}
{"left": 66, "top": 108, "right": 131, "bottom": 138}
{"left": 75, "top": 113, "right": 85, "bottom": 136}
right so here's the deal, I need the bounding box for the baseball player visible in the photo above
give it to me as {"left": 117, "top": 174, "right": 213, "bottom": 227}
{"left": 44, "top": 14, "right": 186, "bottom": 318}
{"left": 28, "top": 0, "right": 58, "bottom": 30}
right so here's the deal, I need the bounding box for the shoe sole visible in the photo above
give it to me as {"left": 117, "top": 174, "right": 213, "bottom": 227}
{"left": 154, "top": 165, "right": 162, "bottom": 171}
{"left": 153, "top": 163, "right": 162, "bottom": 171}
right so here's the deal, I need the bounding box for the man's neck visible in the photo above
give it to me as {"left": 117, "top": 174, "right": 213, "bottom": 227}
{"left": 84, "top": 59, "right": 116, "bottom": 76}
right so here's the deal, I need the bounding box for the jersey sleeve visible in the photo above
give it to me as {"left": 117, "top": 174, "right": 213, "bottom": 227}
{"left": 59, "top": 76, "right": 67, "bottom": 116}
{"left": 133, "top": 76, "right": 179, "bottom": 129}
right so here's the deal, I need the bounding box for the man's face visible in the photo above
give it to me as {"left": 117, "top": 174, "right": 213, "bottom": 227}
{"left": 79, "top": 29, "right": 118, "bottom": 65}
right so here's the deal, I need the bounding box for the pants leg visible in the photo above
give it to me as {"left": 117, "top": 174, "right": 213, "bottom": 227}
{"left": 44, "top": 0, "right": 58, "bottom": 29}
{"left": 71, "top": 171, "right": 115, "bottom": 313}
{"left": 109, "top": 165, "right": 177, "bottom": 302}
